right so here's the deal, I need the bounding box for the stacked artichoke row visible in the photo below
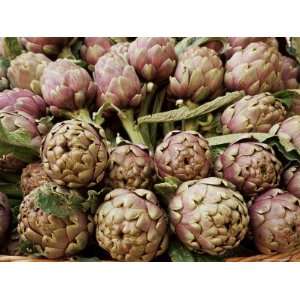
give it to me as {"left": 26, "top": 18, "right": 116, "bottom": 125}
{"left": 1, "top": 37, "right": 300, "bottom": 262}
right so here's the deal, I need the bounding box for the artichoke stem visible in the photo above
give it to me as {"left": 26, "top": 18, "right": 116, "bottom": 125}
{"left": 182, "top": 101, "right": 200, "bottom": 131}
{"left": 163, "top": 122, "right": 175, "bottom": 135}
{"left": 0, "top": 183, "right": 22, "bottom": 198}
{"left": 0, "top": 172, "right": 20, "bottom": 184}
{"left": 73, "top": 109, "right": 93, "bottom": 123}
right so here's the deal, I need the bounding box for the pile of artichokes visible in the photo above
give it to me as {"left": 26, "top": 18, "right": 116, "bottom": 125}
{"left": 1, "top": 36, "right": 300, "bottom": 262}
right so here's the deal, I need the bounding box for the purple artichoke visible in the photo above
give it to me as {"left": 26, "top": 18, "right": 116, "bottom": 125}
{"left": 94, "top": 52, "right": 144, "bottom": 109}
{"left": 215, "top": 142, "right": 282, "bottom": 197}
{"left": 169, "top": 177, "right": 249, "bottom": 255}
{"left": 221, "top": 93, "right": 287, "bottom": 134}
{"left": 283, "top": 165, "right": 300, "bottom": 198}
{"left": 128, "top": 37, "right": 177, "bottom": 82}
{"left": 249, "top": 188, "right": 300, "bottom": 254}
{"left": 0, "top": 88, "right": 47, "bottom": 119}
{"left": 0, "top": 192, "right": 10, "bottom": 243}
{"left": 80, "top": 37, "right": 112, "bottom": 68}
{"left": 95, "top": 188, "right": 169, "bottom": 261}
{"left": 105, "top": 142, "right": 156, "bottom": 190}
{"left": 0, "top": 154, "right": 26, "bottom": 173}
{"left": 279, "top": 56, "right": 299, "bottom": 89}
{"left": 168, "top": 46, "right": 224, "bottom": 102}
{"left": 110, "top": 42, "right": 130, "bottom": 61}
{"left": 225, "top": 42, "right": 282, "bottom": 95}
{"left": 41, "top": 59, "right": 97, "bottom": 112}
{"left": 154, "top": 130, "right": 211, "bottom": 181}
{"left": 7, "top": 52, "right": 51, "bottom": 94}
{"left": 21, "top": 37, "right": 69, "bottom": 56}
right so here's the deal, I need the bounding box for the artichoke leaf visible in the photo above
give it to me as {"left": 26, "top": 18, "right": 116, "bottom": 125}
{"left": 81, "top": 188, "right": 111, "bottom": 214}
{"left": 0, "top": 142, "right": 38, "bottom": 163}
{"left": 273, "top": 89, "right": 300, "bottom": 110}
{"left": 2, "top": 37, "right": 23, "bottom": 60}
{"left": 154, "top": 177, "right": 181, "bottom": 207}
{"left": 138, "top": 91, "right": 245, "bottom": 125}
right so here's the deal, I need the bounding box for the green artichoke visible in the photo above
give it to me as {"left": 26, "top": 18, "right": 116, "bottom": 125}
{"left": 221, "top": 93, "right": 287, "bottom": 134}
{"left": 17, "top": 183, "right": 94, "bottom": 259}
{"left": 128, "top": 37, "right": 177, "bottom": 82}
{"left": 168, "top": 46, "right": 224, "bottom": 102}
{"left": 0, "top": 192, "right": 10, "bottom": 244}
{"left": 105, "top": 142, "right": 156, "bottom": 190}
{"left": 7, "top": 52, "right": 51, "bottom": 94}
{"left": 225, "top": 42, "right": 282, "bottom": 95}
{"left": 283, "top": 165, "right": 300, "bottom": 198}
{"left": 154, "top": 130, "right": 211, "bottom": 181}
{"left": 169, "top": 177, "right": 249, "bottom": 256}
{"left": 21, "top": 163, "right": 50, "bottom": 196}
{"left": 41, "top": 119, "right": 109, "bottom": 188}
{"left": 94, "top": 188, "right": 168, "bottom": 261}
{"left": 215, "top": 142, "right": 282, "bottom": 197}
{"left": 249, "top": 188, "right": 300, "bottom": 254}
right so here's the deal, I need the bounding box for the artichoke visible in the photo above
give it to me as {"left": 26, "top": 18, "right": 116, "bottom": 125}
{"left": 169, "top": 177, "right": 249, "bottom": 256}
{"left": 249, "top": 188, "right": 300, "bottom": 254}
{"left": 110, "top": 42, "right": 130, "bottom": 61}
{"left": 0, "top": 57, "right": 9, "bottom": 91}
{"left": 94, "top": 188, "right": 169, "bottom": 261}
{"left": 226, "top": 37, "right": 278, "bottom": 58}
{"left": 279, "top": 56, "right": 299, "bottom": 89}
{"left": 7, "top": 52, "right": 51, "bottom": 94}
{"left": 41, "top": 119, "right": 109, "bottom": 188}
{"left": 128, "top": 37, "right": 177, "bottom": 82}
{"left": 283, "top": 165, "right": 300, "bottom": 198}
{"left": 40, "top": 59, "right": 97, "bottom": 112}
{"left": 80, "top": 37, "right": 112, "bottom": 69}
{"left": 105, "top": 142, "right": 156, "bottom": 190}
{"left": 221, "top": 93, "right": 287, "bottom": 134}
{"left": 225, "top": 42, "right": 282, "bottom": 95}
{"left": 0, "top": 153, "right": 26, "bottom": 173}
{"left": 0, "top": 88, "right": 47, "bottom": 118}
{"left": 168, "top": 46, "right": 224, "bottom": 102}
{"left": 215, "top": 142, "right": 282, "bottom": 197}
{"left": 0, "top": 192, "right": 10, "bottom": 244}
{"left": 269, "top": 116, "right": 300, "bottom": 150}
{"left": 21, "top": 162, "right": 50, "bottom": 196}
{"left": 94, "top": 52, "right": 144, "bottom": 109}
{"left": 17, "top": 183, "right": 94, "bottom": 258}
{"left": 21, "top": 37, "right": 69, "bottom": 56}
{"left": 154, "top": 130, "right": 211, "bottom": 181}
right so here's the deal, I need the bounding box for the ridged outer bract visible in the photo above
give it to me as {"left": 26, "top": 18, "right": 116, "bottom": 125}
{"left": 0, "top": 192, "right": 10, "bottom": 243}
{"left": 283, "top": 165, "right": 300, "bottom": 198}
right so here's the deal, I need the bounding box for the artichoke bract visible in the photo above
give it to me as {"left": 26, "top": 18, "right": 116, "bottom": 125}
{"left": 168, "top": 46, "right": 224, "bottom": 102}
{"left": 7, "top": 52, "right": 51, "bottom": 94}
{"left": 41, "top": 119, "right": 109, "bottom": 188}
{"left": 279, "top": 56, "right": 300, "bottom": 89}
{"left": 154, "top": 130, "right": 211, "bottom": 182}
{"left": 21, "top": 162, "right": 50, "bottom": 196}
{"left": 0, "top": 57, "right": 9, "bottom": 91}
{"left": 249, "top": 188, "right": 300, "bottom": 254}
{"left": 40, "top": 59, "right": 97, "bottom": 112}
{"left": 0, "top": 154, "right": 26, "bottom": 173}
{"left": 215, "top": 142, "right": 282, "bottom": 197}
{"left": 0, "top": 88, "right": 47, "bottom": 118}
{"left": 270, "top": 116, "right": 300, "bottom": 150}
{"left": 94, "top": 188, "right": 169, "bottom": 261}
{"left": 80, "top": 37, "right": 112, "bottom": 68}
{"left": 225, "top": 42, "right": 282, "bottom": 95}
{"left": 128, "top": 37, "right": 177, "bottom": 82}
{"left": 17, "top": 183, "right": 94, "bottom": 259}
{"left": 94, "top": 52, "right": 144, "bottom": 109}
{"left": 21, "top": 37, "right": 69, "bottom": 56}
{"left": 105, "top": 142, "right": 156, "bottom": 190}
{"left": 110, "top": 42, "right": 130, "bottom": 61}
{"left": 0, "top": 192, "right": 10, "bottom": 244}
{"left": 221, "top": 93, "right": 287, "bottom": 134}
{"left": 169, "top": 177, "right": 249, "bottom": 256}
{"left": 283, "top": 165, "right": 300, "bottom": 198}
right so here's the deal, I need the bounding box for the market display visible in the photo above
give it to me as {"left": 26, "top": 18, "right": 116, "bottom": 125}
{"left": 1, "top": 37, "right": 300, "bottom": 262}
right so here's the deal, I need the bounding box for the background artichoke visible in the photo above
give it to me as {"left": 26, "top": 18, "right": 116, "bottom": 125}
{"left": 17, "top": 183, "right": 94, "bottom": 258}
{"left": 41, "top": 119, "right": 109, "bottom": 188}
{"left": 169, "top": 177, "right": 249, "bottom": 255}
{"left": 154, "top": 130, "right": 211, "bottom": 182}
{"left": 20, "top": 162, "right": 50, "bottom": 196}
{"left": 7, "top": 52, "right": 51, "bottom": 94}
{"left": 94, "top": 52, "right": 144, "bottom": 110}
{"left": 128, "top": 37, "right": 177, "bottom": 82}
{"left": 105, "top": 142, "right": 156, "bottom": 190}
{"left": 168, "top": 46, "right": 224, "bottom": 102}
{"left": 225, "top": 42, "right": 282, "bottom": 95}
{"left": 279, "top": 56, "right": 300, "bottom": 89}
{"left": 249, "top": 188, "right": 300, "bottom": 254}
{"left": 215, "top": 142, "right": 282, "bottom": 197}
{"left": 110, "top": 42, "right": 130, "bottom": 61}
{"left": 221, "top": 93, "right": 287, "bottom": 134}
{"left": 41, "top": 59, "right": 97, "bottom": 112}
{"left": 94, "top": 188, "right": 169, "bottom": 261}
{"left": 283, "top": 165, "right": 300, "bottom": 198}
{"left": 0, "top": 153, "right": 26, "bottom": 173}
{"left": 0, "top": 192, "right": 10, "bottom": 244}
